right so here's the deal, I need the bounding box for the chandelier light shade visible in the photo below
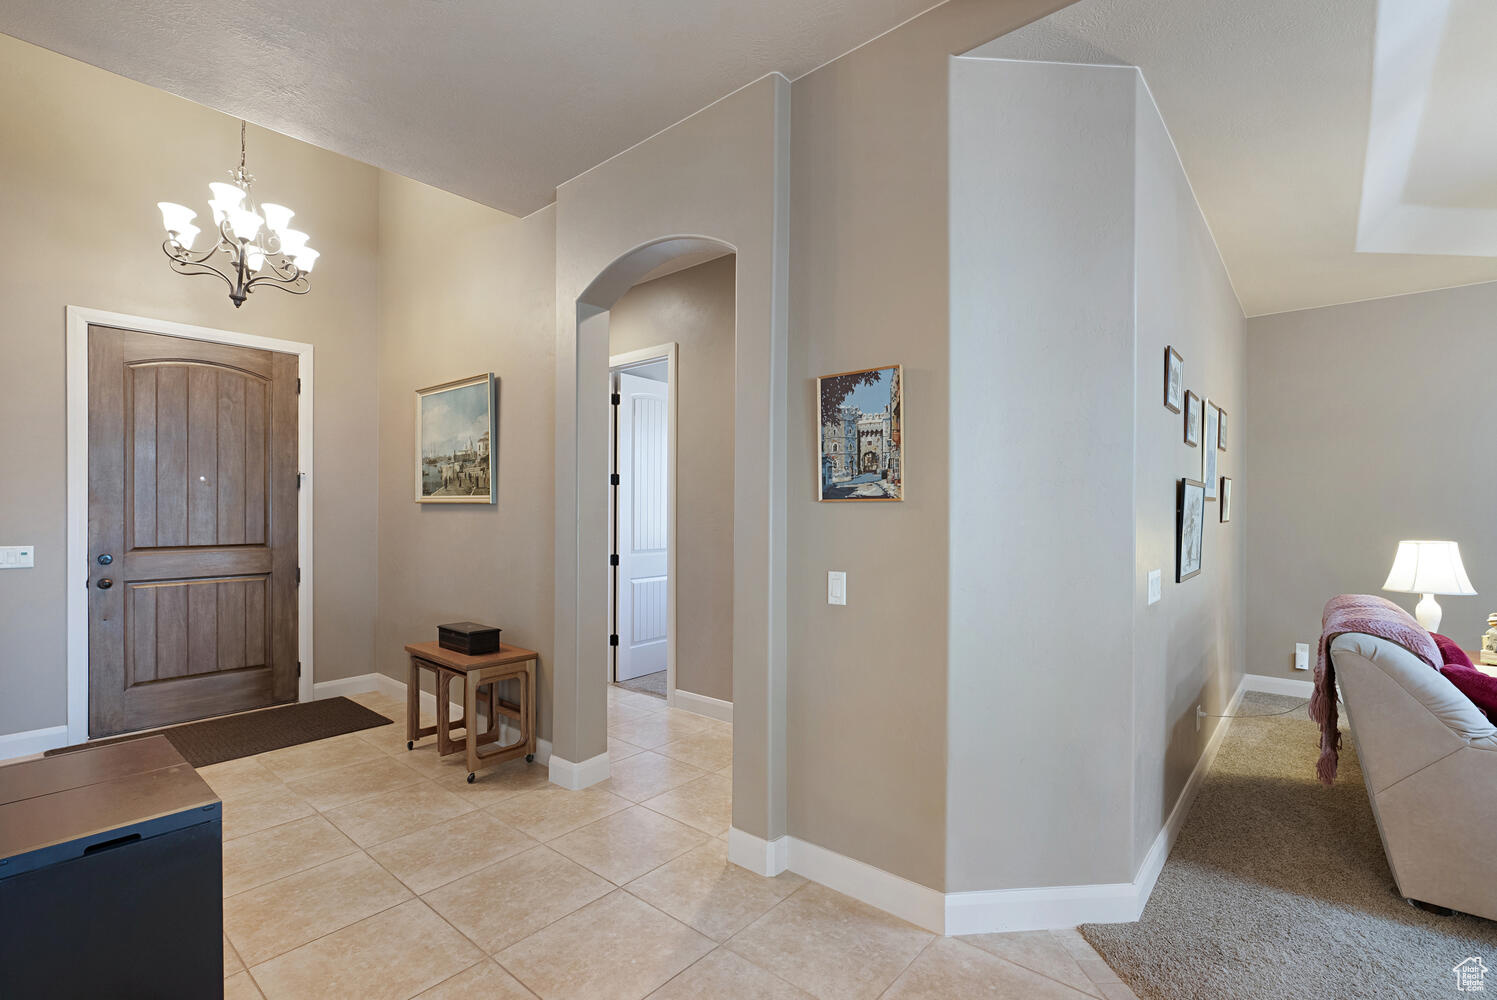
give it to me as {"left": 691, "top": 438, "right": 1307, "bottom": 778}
{"left": 159, "top": 121, "right": 317, "bottom": 307}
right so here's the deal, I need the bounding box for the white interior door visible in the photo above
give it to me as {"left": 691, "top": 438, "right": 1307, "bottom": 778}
{"left": 615, "top": 370, "right": 669, "bottom": 680}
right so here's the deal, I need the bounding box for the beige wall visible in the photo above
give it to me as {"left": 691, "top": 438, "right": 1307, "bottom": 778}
{"left": 0, "top": 34, "right": 380, "bottom": 738}
{"left": 372, "top": 175, "right": 558, "bottom": 736}
{"left": 946, "top": 58, "right": 1246, "bottom": 891}
{"left": 609, "top": 256, "right": 736, "bottom": 703}
{"left": 1246, "top": 281, "right": 1497, "bottom": 679}
{"left": 1129, "top": 77, "right": 1247, "bottom": 873}
{"left": 787, "top": 0, "right": 1068, "bottom": 892}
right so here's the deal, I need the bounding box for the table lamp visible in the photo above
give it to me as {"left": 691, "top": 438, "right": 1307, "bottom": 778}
{"left": 1382, "top": 540, "right": 1477, "bottom": 632}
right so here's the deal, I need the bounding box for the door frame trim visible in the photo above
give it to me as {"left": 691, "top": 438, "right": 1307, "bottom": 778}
{"left": 65, "top": 306, "right": 316, "bottom": 744}
{"left": 607, "top": 343, "right": 677, "bottom": 707}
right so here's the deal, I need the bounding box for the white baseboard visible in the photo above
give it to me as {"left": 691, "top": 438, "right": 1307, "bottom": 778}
{"left": 312, "top": 673, "right": 386, "bottom": 699}
{"left": 735, "top": 675, "right": 1249, "bottom": 936}
{"left": 790, "top": 836, "right": 947, "bottom": 934}
{"left": 1243, "top": 673, "right": 1315, "bottom": 698}
{"left": 673, "top": 689, "right": 733, "bottom": 724}
{"left": 549, "top": 750, "right": 610, "bottom": 790}
{"left": 728, "top": 827, "right": 789, "bottom": 876}
{"left": 0, "top": 724, "right": 70, "bottom": 761}
{"left": 943, "top": 675, "right": 1246, "bottom": 934}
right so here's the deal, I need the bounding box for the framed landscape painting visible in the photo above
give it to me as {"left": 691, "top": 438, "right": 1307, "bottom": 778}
{"left": 1184, "top": 391, "right": 1202, "bottom": 447}
{"left": 1164, "top": 346, "right": 1183, "bottom": 413}
{"left": 415, "top": 373, "right": 497, "bottom": 504}
{"left": 817, "top": 364, "right": 902, "bottom": 501}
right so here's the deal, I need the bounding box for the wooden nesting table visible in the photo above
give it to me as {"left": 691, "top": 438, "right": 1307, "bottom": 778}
{"left": 404, "top": 641, "right": 538, "bottom": 782}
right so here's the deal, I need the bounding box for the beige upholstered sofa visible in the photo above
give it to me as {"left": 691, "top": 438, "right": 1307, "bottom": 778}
{"left": 1330, "top": 632, "right": 1497, "bottom": 921}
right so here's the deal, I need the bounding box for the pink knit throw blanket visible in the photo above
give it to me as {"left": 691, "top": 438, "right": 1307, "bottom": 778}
{"left": 1311, "top": 594, "right": 1440, "bottom": 785}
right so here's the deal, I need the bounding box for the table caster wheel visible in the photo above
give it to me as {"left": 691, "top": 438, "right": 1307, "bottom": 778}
{"left": 467, "top": 772, "right": 476, "bottom": 784}
{"left": 407, "top": 741, "right": 414, "bottom": 750}
{"left": 526, "top": 753, "right": 535, "bottom": 763}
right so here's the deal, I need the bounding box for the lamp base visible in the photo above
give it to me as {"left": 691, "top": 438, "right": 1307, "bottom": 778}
{"left": 1414, "top": 593, "right": 1443, "bottom": 633}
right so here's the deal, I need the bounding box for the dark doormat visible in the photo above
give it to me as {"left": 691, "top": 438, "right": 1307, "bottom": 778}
{"left": 44, "top": 697, "right": 393, "bottom": 769}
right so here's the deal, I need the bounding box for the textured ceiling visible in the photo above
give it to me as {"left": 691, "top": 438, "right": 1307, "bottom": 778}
{"left": 973, "top": 0, "right": 1497, "bottom": 316}
{"left": 0, "top": 0, "right": 939, "bottom": 216}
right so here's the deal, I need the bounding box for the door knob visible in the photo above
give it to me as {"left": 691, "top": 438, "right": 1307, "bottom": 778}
{"left": 97, "top": 578, "right": 113, "bottom": 590}
{"left": 97, "top": 553, "right": 113, "bottom": 565}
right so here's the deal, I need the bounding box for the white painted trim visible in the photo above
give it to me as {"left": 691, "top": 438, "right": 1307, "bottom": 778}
{"left": 1242, "top": 673, "right": 1316, "bottom": 698}
{"left": 728, "top": 827, "right": 789, "bottom": 877}
{"left": 548, "top": 750, "right": 610, "bottom": 790}
{"left": 749, "top": 676, "right": 1249, "bottom": 935}
{"left": 943, "top": 675, "right": 1247, "bottom": 934}
{"left": 0, "top": 725, "right": 70, "bottom": 761}
{"left": 311, "top": 673, "right": 386, "bottom": 700}
{"left": 790, "top": 836, "right": 946, "bottom": 933}
{"left": 65, "top": 306, "right": 316, "bottom": 745}
{"left": 609, "top": 343, "right": 678, "bottom": 708}
{"left": 673, "top": 689, "right": 733, "bottom": 724}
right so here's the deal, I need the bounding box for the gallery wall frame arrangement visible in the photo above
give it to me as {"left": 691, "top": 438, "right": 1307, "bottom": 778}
{"left": 1183, "top": 390, "right": 1202, "bottom": 447}
{"left": 1203, "top": 400, "right": 1220, "bottom": 500}
{"left": 1177, "top": 478, "right": 1206, "bottom": 582}
{"left": 1220, "top": 477, "right": 1232, "bottom": 523}
{"left": 1164, "top": 346, "right": 1183, "bottom": 413}
{"left": 415, "top": 372, "right": 497, "bottom": 504}
{"left": 816, "top": 364, "right": 903, "bottom": 502}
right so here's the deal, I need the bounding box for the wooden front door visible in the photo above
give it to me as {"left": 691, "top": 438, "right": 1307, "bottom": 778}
{"left": 88, "top": 325, "right": 299, "bottom": 737}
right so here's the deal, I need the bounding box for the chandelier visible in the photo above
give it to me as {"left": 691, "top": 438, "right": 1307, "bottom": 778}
{"left": 157, "top": 122, "right": 319, "bottom": 308}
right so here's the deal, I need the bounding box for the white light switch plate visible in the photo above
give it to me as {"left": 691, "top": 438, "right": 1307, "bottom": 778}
{"left": 827, "top": 571, "right": 846, "bottom": 606}
{"left": 1294, "top": 643, "right": 1310, "bottom": 671}
{"left": 1147, "top": 569, "right": 1162, "bottom": 606}
{"left": 0, "top": 545, "right": 34, "bottom": 569}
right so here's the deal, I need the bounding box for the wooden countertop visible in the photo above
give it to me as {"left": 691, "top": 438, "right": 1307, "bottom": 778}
{"left": 0, "top": 735, "right": 219, "bottom": 861}
{"left": 404, "top": 641, "right": 539, "bottom": 673}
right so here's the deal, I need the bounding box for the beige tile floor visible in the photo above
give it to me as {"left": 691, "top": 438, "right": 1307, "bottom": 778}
{"left": 207, "top": 684, "right": 1132, "bottom": 999}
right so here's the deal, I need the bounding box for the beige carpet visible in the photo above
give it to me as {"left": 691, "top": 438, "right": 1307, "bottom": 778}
{"left": 616, "top": 670, "right": 667, "bottom": 699}
{"left": 1081, "top": 692, "right": 1497, "bottom": 999}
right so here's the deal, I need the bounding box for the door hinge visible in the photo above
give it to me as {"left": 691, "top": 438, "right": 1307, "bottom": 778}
{"left": 296, "top": 472, "right": 304, "bottom": 490}
{"left": 609, "top": 634, "right": 619, "bottom": 647}
{"left": 609, "top": 473, "right": 620, "bottom": 486}
{"left": 611, "top": 392, "right": 620, "bottom": 406}
{"left": 295, "top": 566, "right": 301, "bottom": 585}
{"left": 297, "top": 661, "right": 302, "bottom": 678}
{"left": 609, "top": 553, "right": 619, "bottom": 566}
{"left": 296, "top": 377, "right": 302, "bottom": 394}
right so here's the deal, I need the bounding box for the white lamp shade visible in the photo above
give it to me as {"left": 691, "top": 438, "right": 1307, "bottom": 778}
{"left": 157, "top": 202, "right": 197, "bottom": 234}
{"left": 277, "top": 228, "right": 309, "bottom": 255}
{"left": 292, "top": 247, "right": 320, "bottom": 272}
{"left": 208, "top": 182, "right": 246, "bottom": 209}
{"left": 260, "top": 203, "right": 294, "bottom": 233}
{"left": 245, "top": 245, "right": 266, "bottom": 272}
{"left": 208, "top": 198, "right": 236, "bottom": 225}
{"left": 1383, "top": 540, "right": 1477, "bottom": 596}
{"left": 226, "top": 208, "right": 264, "bottom": 242}
{"left": 174, "top": 224, "right": 201, "bottom": 250}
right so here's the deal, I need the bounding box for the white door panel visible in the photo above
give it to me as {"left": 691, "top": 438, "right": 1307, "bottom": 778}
{"left": 615, "top": 371, "right": 669, "bottom": 681}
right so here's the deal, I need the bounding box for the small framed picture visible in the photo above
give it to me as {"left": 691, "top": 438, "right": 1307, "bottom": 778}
{"left": 1164, "top": 346, "right": 1184, "bottom": 413}
{"left": 1177, "top": 478, "right": 1206, "bottom": 582}
{"left": 1217, "top": 408, "right": 1228, "bottom": 451}
{"left": 1220, "top": 477, "right": 1232, "bottom": 523}
{"left": 415, "top": 373, "right": 497, "bottom": 504}
{"left": 1203, "top": 401, "right": 1220, "bottom": 500}
{"left": 1184, "top": 391, "right": 1202, "bottom": 447}
{"left": 817, "top": 364, "right": 903, "bottom": 501}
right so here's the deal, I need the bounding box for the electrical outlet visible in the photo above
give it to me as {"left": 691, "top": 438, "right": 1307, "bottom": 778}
{"left": 1147, "top": 569, "right": 1162, "bottom": 606}
{"left": 1294, "top": 643, "right": 1310, "bottom": 671}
